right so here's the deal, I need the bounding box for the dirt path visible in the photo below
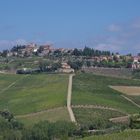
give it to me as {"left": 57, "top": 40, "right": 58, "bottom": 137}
{"left": 67, "top": 74, "right": 76, "bottom": 123}
{"left": 109, "top": 115, "right": 130, "bottom": 123}
{"left": 121, "top": 95, "right": 140, "bottom": 109}
{"left": 109, "top": 115, "right": 130, "bottom": 124}
{"left": 72, "top": 105, "right": 127, "bottom": 115}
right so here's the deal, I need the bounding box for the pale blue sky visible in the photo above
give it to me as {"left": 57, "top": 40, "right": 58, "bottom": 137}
{"left": 0, "top": 0, "right": 140, "bottom": 54}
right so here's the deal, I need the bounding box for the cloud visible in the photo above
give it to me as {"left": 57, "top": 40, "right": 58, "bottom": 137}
{"left": 92, "top": 18, "right": 140, "bottom": 54}
{"left": 0, "top": 39, "right": 27, "bottom": 50}
{"left": 132, "top": 18, "right": 140, "bottom": 29}
{"left": 95, "top": 43, "right": 120, "bottom": 52}
{"left": 108, "top": 24, "right": 121, "bottom": 32}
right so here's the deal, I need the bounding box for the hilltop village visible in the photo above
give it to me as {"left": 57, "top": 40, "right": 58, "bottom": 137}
{"left": 0, "top": 43, "right": 140, "bottom": 74}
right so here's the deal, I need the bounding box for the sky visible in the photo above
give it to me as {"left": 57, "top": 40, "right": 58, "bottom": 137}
{"left": 0, "top": 0, "right": 140, "bottom": 54}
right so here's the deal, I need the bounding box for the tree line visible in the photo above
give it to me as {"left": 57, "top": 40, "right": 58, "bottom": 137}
{"left": 0, "top": 110, "right": 140, "bottom": 140}
{"left": 0, "top": 110, "right": 77, "bottom": 140}
{"left": 72, "top": 47, "right": 111, "bottom": 56}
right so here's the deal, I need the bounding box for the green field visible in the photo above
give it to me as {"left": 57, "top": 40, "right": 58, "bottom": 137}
{"left": 72, "top": 73, "right": 140, "bottom": 114}
{"left": 0, "top": 74, "right": 69, "bottom": 116}
{"left": 0, "top": 72, "right": 140, "bottom": 139}
{"left": 17, "top": 107, "right": 70, "bottom": 126}
{"left": 81, "top": 130, "right": 140, "bottom": 140}
{"left": 0, "top": 74, "right": 22, "bottom": 90}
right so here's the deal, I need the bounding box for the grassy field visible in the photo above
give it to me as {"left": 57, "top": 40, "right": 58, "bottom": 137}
{"left": 72, "top": 73, "right": 140, "bottom": 114}
{"left": 0, "top": 74, "right": 69, "bottom": 115}
{"left": 81, "top": 130, "right": 140, "bottom": 140}
{"left": 17, "top": 107, "right": 70, "bottom": 126}
{"left": 0, "top": 74, "right": 22, "bottom": 90}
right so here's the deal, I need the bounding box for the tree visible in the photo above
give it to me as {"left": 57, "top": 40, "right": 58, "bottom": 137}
{"left": 0, "top": 110, "right": 14, "bottom": 122}
{"left": 38, "top": 46, "right": 44, "bottom": 53}
{"left": 52, "top": 121, "right": 76, "bottom": 140}
{"left": 11, "top": 45, "right": 26, "bottom": 52}
{"left": 83, "top": 47, "right": 92, "bottom": 56}
{"left": 0, "top": 111, "right": 24, "bottom": 140}
{"left": 11, "top": 120, "right": 23, "bottom": 130}
{"left": 68, "top": 60, "right": 83, "bottom": 70}
{"left": 22, "top": 121, "right": 50, "bottom": 140}
{"left": 86, "top": 61, "right": 91, "bottom": 67}
{"left": 38, "top": 61, "right": 50, "bottom": 72}
{"left": 2, "top": 50, "right": 9, "bottom": 57}
{"left": 72, "top": 48, "right": 82, "bottom": 56}
{"left": 53, "top": 50, "right": 62, "bottom": 57}
{"left": 0, "top": 117, "right": 12, "bottom": 133}
{"left": 3, "top": 130, "right": 22, "bottom": 140}
{"left": 129, "top": 114, "right": 140, "bottom": 129}
{"left": 52, "top": 62, "right": 61, "bottom": 71}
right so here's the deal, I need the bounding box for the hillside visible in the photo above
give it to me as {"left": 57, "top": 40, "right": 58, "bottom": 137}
{"left": 72, "top": 73, "right": 140, "bottom": 129}
{"left": 0, "top": 74, "right": 70, "bottom": 125}
{"left": 0, "top": 72, "right": 140, "bottom": 139}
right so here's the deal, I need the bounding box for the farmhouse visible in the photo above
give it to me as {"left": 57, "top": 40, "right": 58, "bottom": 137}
{"left": 57, "top": 62, "right": 74, "bottom": 73}
{"left": 132, "top": 56, "right": 140, "bottom": 69}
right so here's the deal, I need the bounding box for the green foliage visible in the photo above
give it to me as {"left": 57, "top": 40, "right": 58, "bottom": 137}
{"left": 82, "top": 47, "right": 111, "bottom": 57}
{"left": 27, "top": 121, "right": 50, "bottom": 140}
{"left": 11, "top": 45, "right": 26, "bottom": 52}
{"left": 0, "top": 117, "right": 12, "bottom": 133}
{"left": 22, "top": 121, "right": 77, "bottom": 140}
{"left": 3, "top": 130, "right": 22, "bottom": 140}
{"left": 73, "top": 108, "right": 125, "bottom": 130}
{"left": 0, "top": 116, "right": 77, "bottom": 140}
{"left": 0, "top": 111, "right": 24, "bottom": 130}
{"left": 0, "top": 111, "right": 23, "bottom": 140}
{"left": 38, "top": 60, "right": 49, "bottom": 72}
{"left": 72, "top": 48, "right": 82, "bottom": 56}
{"left": 51, "top": 62, "right": 61, "bottom": 71}
{"left": 38, "top": 60, "right": 61, "bottom": 72}
{"left": 1, "top": 50, "right": 9, "bottom": 57}
{"left": 129, "top": 114, "right": 140, "bottom": 129}
{"left": 10, "top": 119, "right": 24, "bottom": 130}
{"left": 68, "top": 60, "right": 83, "bottom": 70}
{"left": 52, "top": 121, "right": 77, "bottom": 139}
